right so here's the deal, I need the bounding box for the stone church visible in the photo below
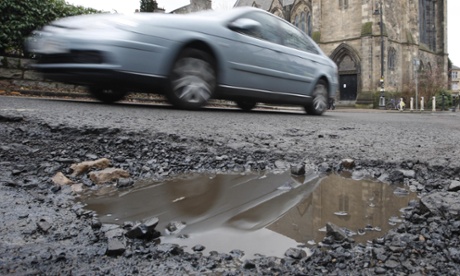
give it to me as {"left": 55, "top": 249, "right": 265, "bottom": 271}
{"left": 233, "top": 0, "right": 448, "bottom": 105}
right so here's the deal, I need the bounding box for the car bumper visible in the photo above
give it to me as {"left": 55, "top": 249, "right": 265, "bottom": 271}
{"left": 34, "top": 63, "right": 168, "bottom": 91}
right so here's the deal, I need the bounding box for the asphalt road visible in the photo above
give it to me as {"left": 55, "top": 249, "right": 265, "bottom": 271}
{"left": 1, "top": 96, "right": 459, "bottom": 169}
{"left": 2, "top": 95, "right": 460, "bottom": 275}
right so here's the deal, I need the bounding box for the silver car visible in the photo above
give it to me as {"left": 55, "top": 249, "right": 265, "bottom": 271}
{"left": 26, "top": 7, "right": 338, "bottom": 115}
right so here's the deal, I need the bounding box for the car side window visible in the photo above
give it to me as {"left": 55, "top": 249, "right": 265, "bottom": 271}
{"left": 233, "top": 12, "right": 281, "bottom": 44}
{"left": 278, "top": 21, "right": 319, "bottom": 54}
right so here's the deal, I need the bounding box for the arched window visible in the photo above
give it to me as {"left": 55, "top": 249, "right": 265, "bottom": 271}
{"left": 388, "top": 47, "right": 396, "bottom": 71}
{"left": 427, "top": 62, "right": 432, "bottom": 73}
{"left": 291, "top": 6, "right": 312, "bottom": 36}
{"left": 419, "top": 0, "right": 436, "bottom": 51}
{"left": 300, "top": 12, "right": 306, "bottom": 33}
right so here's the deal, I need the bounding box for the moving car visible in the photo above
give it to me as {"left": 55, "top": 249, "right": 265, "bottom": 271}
{"left": 26, "top": 7, "right": 338, "bottom": 115}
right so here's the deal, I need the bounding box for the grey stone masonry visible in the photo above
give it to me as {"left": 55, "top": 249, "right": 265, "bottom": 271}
{"left": 0, "top": 56, "right": 84, "bottom": 93}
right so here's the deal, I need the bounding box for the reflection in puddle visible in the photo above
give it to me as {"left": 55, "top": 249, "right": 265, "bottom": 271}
{"left": 81, "top": 171, "right": 417, "bottom": 259}
{"left": 267, "top": 173, "right": 417, "bottom": 245}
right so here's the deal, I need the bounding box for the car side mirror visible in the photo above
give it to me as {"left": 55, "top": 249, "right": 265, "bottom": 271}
{"left": 228, "top": 18, "right": 262, "bottom": 33}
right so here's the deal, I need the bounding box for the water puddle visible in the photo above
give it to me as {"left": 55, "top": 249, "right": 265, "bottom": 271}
{"left": 80, "top": 170, "right": 417, "bottom": 259}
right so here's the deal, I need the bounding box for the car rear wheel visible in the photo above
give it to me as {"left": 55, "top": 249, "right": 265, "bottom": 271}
{"left": 236, "top": 100, "right": 257, "bottom": 111}
{"left": 304, "top": 80, "right": 328, "bottom": 115}
{"left": 168, "top": 49, "right": 216, "bottom": 110}
{"left": 89, "top": 87, "right": 127, "bottom": 103}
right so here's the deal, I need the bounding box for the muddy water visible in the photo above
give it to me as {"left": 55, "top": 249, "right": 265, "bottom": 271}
{"left": 81, "top": 171, "right": 417, "bottom": 259}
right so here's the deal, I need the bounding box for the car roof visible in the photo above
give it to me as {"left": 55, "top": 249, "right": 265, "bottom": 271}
{"left": 49, "top": 7, "right": 293, "bottom": 35}
{"left": 120, "top": 7, "right": 274, "bottom": 28}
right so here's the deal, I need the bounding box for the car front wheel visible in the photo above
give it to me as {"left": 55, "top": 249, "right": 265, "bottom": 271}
{"left": 89, "top": 87, "right": 127, "bottom": 103}
{"left": 304, "top": 80, "right": 328, "bottom": 115}
{"left": 167, "top": 49, "right": 216, "bottom": 110}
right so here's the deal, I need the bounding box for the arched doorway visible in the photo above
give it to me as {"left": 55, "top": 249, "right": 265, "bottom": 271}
{"left": 330, "top": 44, "right": 361, "bottom": 102}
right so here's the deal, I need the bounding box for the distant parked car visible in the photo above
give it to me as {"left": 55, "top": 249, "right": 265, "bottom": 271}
{"left": 26, "top": 7, "right": 338, "bottom": 115}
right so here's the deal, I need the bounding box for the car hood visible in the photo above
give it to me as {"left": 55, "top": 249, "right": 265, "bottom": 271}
{"left": 41, "top": 13, "right": 144, "bottom": 32}
{"left": 42, "top": 11, "right": 225, "bottom": 33}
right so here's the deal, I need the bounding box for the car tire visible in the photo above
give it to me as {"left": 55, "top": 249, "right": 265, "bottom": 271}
{"left": 304, "top": 80, "right": 328, "bottom": 115}
{"left": 89, "top": 87, "right": 127, "bottom": 103}
{"left": 167, "top": 49, "right": 216, "bottom": 110}
{"left": 236, "top": 100, "right": 257, "bottom": 111}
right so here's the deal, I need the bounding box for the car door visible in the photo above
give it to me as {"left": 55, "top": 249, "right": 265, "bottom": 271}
{"left": 275, "top": 20, "right": 320, "bottom": 96}
{"left": 223, "top": 11, "right": 293, "bottom": 94}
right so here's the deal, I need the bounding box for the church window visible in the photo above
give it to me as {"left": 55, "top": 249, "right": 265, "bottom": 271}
{"left": 300, "top": 12, "right": 306, "bottom": 33}
{"left": 419, "top": 0, "right": 436, "bottom": 51}
{"left": 419, "top": 61, "right": 425, "bottom": 72}
{"left": 339, "top": 0, "right": 348, "bottom": 10}
{"left": 426, "top": 62, "right": 432, "bottom": 73}
{"left": 388, "top": 47, "right": 396, "bottom": 71}
{"left": 292, "top": 9, "right": 311, "bottom": 37}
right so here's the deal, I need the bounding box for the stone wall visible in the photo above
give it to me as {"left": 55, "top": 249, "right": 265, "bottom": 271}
{"left": 0, "top": 56, "right": 84, "bottom": 93}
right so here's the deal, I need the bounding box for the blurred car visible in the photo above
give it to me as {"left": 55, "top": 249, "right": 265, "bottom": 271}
{"left": 26, "top": 7, "right": 338, "bottom": 115}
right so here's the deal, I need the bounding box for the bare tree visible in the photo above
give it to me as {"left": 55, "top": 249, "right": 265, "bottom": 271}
{"left": 418, "top": 65, "right": 448, "bottom": 101}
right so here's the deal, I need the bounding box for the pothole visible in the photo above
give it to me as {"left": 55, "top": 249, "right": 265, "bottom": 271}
{"left": 80, "top": 170, "right": 417, "bottom": 259}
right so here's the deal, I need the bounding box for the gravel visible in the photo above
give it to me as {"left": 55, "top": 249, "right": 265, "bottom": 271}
{"left": 1, "top": 101, "right": 460, "bottom": 275}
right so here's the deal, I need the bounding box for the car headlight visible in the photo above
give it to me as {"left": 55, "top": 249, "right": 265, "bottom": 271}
{"left": 27, "top": 33, "right": 69, "bottom": 55}
{"left": 40, "top": 38, "right": 69, "bottom": 54}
